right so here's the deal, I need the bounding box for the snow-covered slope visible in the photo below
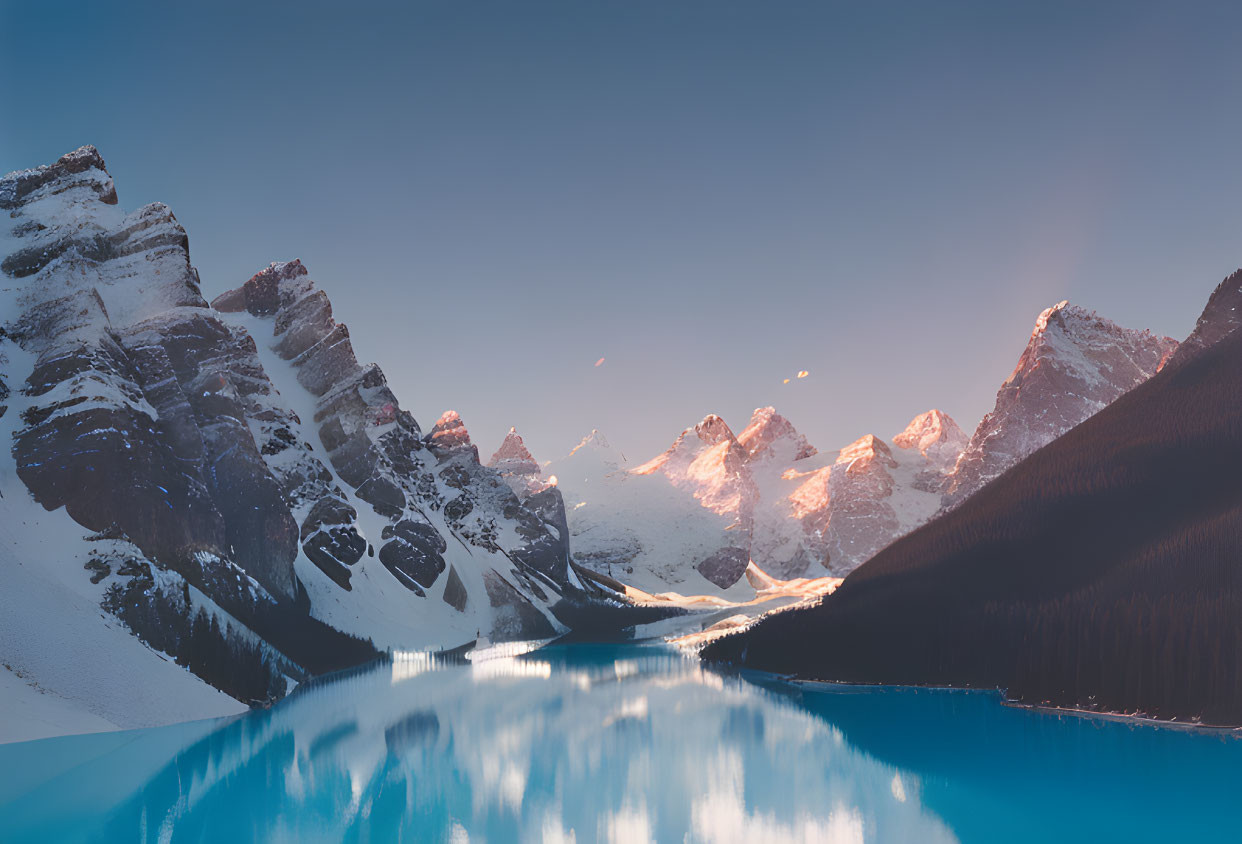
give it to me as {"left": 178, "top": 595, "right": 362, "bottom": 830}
{"left": 210, "top": 260, "right": 582, "bottom": 649}
{"left": 943, "top": 301, "right": 1178, "bottom": 507}
{"left": 544, "top": 431, "right": 750, "bottom": 597}
{"left": 752, "top": 411, "right": 967, "bottom": 577}
{"left": 546, "top": 406, "right": 971, "bottom": 594}
{"left": 0, "top": 146, "right": 609, "bottom": 732}
{"left": 0, "top": 149, "right": 248, "bottom": 739}
{"left": 487, "top": 427, "right": 548, "bottom": 497}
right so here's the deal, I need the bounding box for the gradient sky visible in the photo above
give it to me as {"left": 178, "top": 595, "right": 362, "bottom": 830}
{"left": 4, "top": 1, "right": 1242, "bottom": 463}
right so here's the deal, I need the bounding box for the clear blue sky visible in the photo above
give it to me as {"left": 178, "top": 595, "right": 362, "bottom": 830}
{"left": 3, "top": 1, "right": 1240, "bottom": 462}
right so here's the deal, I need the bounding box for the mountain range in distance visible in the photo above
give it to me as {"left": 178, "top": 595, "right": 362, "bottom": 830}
{"left": 487, "top": 302, "right": 1176, "bottom": 600}
{"left": 704, "top": 270, "right": 1242, "bottom": 725}
{"left": 0, "top": 145, "right": 1229, "bottom": 734}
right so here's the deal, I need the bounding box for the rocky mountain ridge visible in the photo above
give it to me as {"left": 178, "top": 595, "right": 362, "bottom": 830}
{"left": 943, "top": 300, "right": 1178, "bottom": 507}
{"left": 517, "top": 301, "right": 1176, "bottom": 594}
{"left": 703, "top": 271, "right": 1242, "bottom": 725}
{"left": 522, "top": 406, "right": 969, "bottom": 593}
{"left": 0, "top": 146, "right": 615, "bottom": 724}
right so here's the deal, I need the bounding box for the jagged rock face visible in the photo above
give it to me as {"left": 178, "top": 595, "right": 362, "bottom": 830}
{"left": 695, "top": 546, "right": 750, "bottom": 589}
{"left": 0, "top": 146, "right": 297, "bottom": 600}
{"left": 559, "top": 403, "right": 970, "bottom": 588}
{"left": 426, "top": 410, "right": 477, "bottom": 460}
{"left": 892, "top": 409, "right": 967, "bottom": 469}
{"left": 545, "top": 430, "right": 742, "bottom": 595}
{"left": 486, "top": 427, "right": 545, "bottom": 497}
{"left": 211, "top": 260, "right": 579, "bottom": 638}
{"left": 819, "top": 436, "right": 901, "bottom": 572}
{"left": 736, "top": 406, "right": 817, "bottom": 463}
{"left": 776, "top": 436, "right": 903, "bottom": 578}
{"left": 0, "top": 146, "right": 582, "bottom": 682}
{"left": 633, "top": 414, "right": 756, "bottom": 525}
{"left": 943, "top": 301, "right": 1178, "bottom": 508}
{"left": 0, "top": 145, "right": 117, "bottom": 212}
{"left": 300, "top": 497, "right": 365, "bottom": 590}
{"left": 379, "top": 519, "right": 447, "bottom": 594}
{"left": 1165, "top": 268, "right": 1242, "bottom": 367}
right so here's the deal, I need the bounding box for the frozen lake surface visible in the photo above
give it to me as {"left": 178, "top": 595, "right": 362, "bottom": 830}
{"left": 1, "top": 642, "right": 1240, "bottom": 842}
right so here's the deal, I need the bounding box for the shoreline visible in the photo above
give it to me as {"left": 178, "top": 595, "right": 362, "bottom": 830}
{"left": 740, "top": 668, "right": 1242, "bottom": 734}
{"left": 1003, "top": 700, "right": 1242, "bottom": 734}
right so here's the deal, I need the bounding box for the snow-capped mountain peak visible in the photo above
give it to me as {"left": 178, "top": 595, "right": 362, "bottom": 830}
{"left": 0, "top": 147, "right": 603, "bottom": 728}
{"left": 632, "top": 416, "right": 754, "bottom": 521}
{"left": 487, "top": 427, "right": 545, "bottom": 496}
{"left": 736, "top": 406, "right": 817, "bottom": 463}
{"left": 426, "top": 410, "right": 476, "bottom": 458}
{"left": 632, "top": 415, "right": 738, "bottom": 475}
{"left": 489, "top": 427, "right": 539, "bottom": 473}
{"left": 694, "top": 413, "right": 738, "bottom": 446}
{"left": 1165, "top": 268, "right": 1242, "bottom": 367}
{"left": 836, "top": 433, "right": 898, "bottom": 471}
{"left": 892, "top": 409, "right": 968, "bottom": 468}
{"left": 944, "top": 299, "right": 1177, "bottom": 507}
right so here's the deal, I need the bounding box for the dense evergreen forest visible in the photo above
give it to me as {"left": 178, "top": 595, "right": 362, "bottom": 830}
{"left": 104, "top": 558, "right": 380, "bottom": 706}
{"left": 705, "top": 325, "right": 1242, "bottom": 724}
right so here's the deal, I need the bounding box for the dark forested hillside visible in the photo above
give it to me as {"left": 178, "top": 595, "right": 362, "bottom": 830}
{"left": 704, "top": 319, "right": 1242, "bottom": 724}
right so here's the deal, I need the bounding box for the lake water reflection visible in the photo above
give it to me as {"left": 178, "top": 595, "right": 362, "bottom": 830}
{"left": 1, "top": 642, "right": 1239, "bottom": 843}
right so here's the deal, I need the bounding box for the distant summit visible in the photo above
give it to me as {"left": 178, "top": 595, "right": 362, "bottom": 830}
{"left": 487, "top": 427, "right": 545, "bottom": 496}
{"left": 736, "top": 406, "right": 817, "bottom": 463}
{"left": 1164, "top": 268, "right": 1242, "bottom": 367}
{"left": 893, "top": 409, "right": 968, "bottom": 469}
{"left": 943, "top": 301, "right": 1177, "bottom": 507}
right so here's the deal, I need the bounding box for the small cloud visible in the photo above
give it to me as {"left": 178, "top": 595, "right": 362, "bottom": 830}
{"left": 594, "top": 357, "right": 606, "bottom": 368}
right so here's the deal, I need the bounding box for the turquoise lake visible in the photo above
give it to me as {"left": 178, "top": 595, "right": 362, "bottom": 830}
{"left": 0, "top": 642, "right": 1239, "bottom": 843}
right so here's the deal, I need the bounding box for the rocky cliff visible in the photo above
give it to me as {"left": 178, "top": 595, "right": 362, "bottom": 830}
{"left": 548, "top": 405, "right": 971, "bottom": 592}
{"left": 943, "top": 301, "right": 1178, "bottom": 508}
{"left": 0, "top": 147, "right": 597, "bottom": 718}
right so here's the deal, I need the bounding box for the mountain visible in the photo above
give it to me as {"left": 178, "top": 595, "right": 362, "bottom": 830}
{"left": 487, "top": 427, "right": 546, "bottom": 497}
{"left": 0, "top": 147, "right": 609, "bottom": 730}
{"left": 1165, "top": 268, "right": 1242, "bottom": 366}
{"left": 632, "top": 413, "right": 757, "bottom": 526}
{"left": 755, "top": 411, "right": 965, "bottom": 578}
{"left": 892, "top": 408, "right": 969, "bottom": 473}
{"left": 736, "top": 406, "right": 817, "bottom": 463}
{"left": 551, "top": 301, "right": 1172, "bottom": 595}
{"left": 943, "top": 301, "right": 1178, "bottom": 507}
{"left": 705, "top": 272, "right": 1242, "bottom": 725}
{"left": 549, "top": 406, "right": 970, "bottom": 593}
{"left": 543, "top": 431, "right": 749, "bottom": 596}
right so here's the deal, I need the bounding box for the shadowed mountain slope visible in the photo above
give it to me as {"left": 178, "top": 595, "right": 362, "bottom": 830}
{"left": 705, "top": 278, "right": 1242, "bottom": 724}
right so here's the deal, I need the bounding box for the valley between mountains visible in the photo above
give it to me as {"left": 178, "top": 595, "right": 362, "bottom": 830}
{"left": 0, "top": 146, "right": 1227, "bottom": 738}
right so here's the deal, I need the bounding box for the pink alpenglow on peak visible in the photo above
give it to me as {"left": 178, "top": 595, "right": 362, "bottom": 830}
{"left": 427, "top": 410, "right": 475, "bottom": 456}
{"left": 892, "top": 409, "right": 968, "bottom": 468}
{"left": 487, "top": 427, "right": 547, "bottom": 497}
{"left": 632, "top": 414, "right": 755, "bottom": 521}
{"left": 557, "top": 403, "right": 976, "bottom": 589}
{"left": 943, "top": 300, "right": 1178, "bottom": 508}
{"left": 736, "top": 406, "right": 817, "bottom": 463}
{"left": 836, "top": 434, "right": 898, "bottom": 471}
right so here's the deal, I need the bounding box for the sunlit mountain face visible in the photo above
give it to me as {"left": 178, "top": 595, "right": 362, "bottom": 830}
{"left": 8, "top": 3, "right": 1242, "bottom": 840}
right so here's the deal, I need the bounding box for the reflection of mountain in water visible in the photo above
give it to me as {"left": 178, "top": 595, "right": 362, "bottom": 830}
{"left": 4, "top": 644, "right": 1242, "bottom": 843}
{"left": 0, "top": 645, "right": 954, "bottom": 843}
